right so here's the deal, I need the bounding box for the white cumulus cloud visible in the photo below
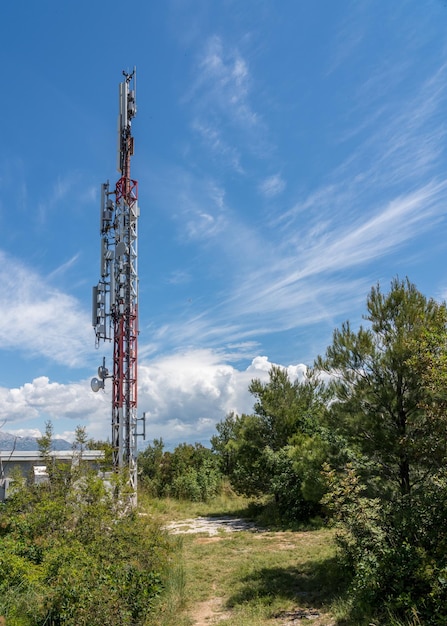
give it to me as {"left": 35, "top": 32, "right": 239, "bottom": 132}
{"left": 138, "top": 350, "right": 307, "bottom": 447}
{"left": 1, "top": 351, "right": 307, "bottom": 448}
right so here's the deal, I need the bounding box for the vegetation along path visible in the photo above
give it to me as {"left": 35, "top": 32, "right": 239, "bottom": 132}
{"left": 165, "top": 514, "right": 339, "bottom": 626}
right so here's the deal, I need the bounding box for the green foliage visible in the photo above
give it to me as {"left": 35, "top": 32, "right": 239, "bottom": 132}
{"left": 37, "top": 420, "right": 53, "bottom": 458}
{"left": 249, "top": 365, "right": 322, "bottom": 449}
{"left": 0, "top": 446, "right": 172, "bottom": 625}
{"left": 323, "top": 464, "right": 447, "bottom": 624}
{"left": 138, "top": 440, "right": 223, "bottom": 501}
{"left": 225, "top": 413, "right": 273, "bottom": 497}
{"left": 86, "top": 438, "right": 114, "bottom": 470}
{"left": 318, "top": 278, "right": 447, "bottom": 624}
{"left": 138, "top": 437, "right": 165, "bottom": 495}
{"left": 317, "top": 277, "right": 447, "bottom": 498}
{"left": 290, "top": 430, "right": 334, "bottom": 503}
{"left": 73, "top": 425, "right": 87, "bottom": 451}
{"left": 210, "top": 411, "right": 239, "bottom": 475}
{"left": 211, "top": 368, "right": 336, "bottom": 522}
{"left": 263, "top": 446, "right": 319, "bottom": 521}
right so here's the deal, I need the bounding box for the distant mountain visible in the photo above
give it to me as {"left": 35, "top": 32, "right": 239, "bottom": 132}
{"left": 0, "top": 432, "right": 72, "bottom": 451}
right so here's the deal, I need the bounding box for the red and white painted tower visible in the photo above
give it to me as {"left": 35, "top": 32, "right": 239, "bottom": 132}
{"left": 91, "top": 69, "right": 140, "bottom": 501}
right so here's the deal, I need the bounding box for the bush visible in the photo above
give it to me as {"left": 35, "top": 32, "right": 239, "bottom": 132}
{"left": 139, "top": 440, "right": 223, "bottom": 501}
{"left": 0, "top": 464, "right": 172, "bottom": 625}
{"left": 323, "top": 464, "right": 447, "bottom": 625}
{"left": 264, "top": 446, "right": 319, "bottom": 522}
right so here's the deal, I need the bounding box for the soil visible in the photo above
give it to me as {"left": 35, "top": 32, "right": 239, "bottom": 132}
{"left": 164, "top": 515, "right": 259, "bottom": 535}
{"left": 189, "top": 596, "right": 232, "bottom": 626}
{"left": 165, "top": 517, "right": 335, "bottom": 626}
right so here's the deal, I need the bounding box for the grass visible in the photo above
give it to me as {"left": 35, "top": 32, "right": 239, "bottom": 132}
{"left": 182, "top": 529, "right": 342, "bottom": 624}
{"left": 138, "top": 485, "right": 256, "bottom": 523}
{"left": 142, "top": 491, "right": 428, "bottom": 626}
{"left": 141, "top": 490, "right": 350, "bottom": 625}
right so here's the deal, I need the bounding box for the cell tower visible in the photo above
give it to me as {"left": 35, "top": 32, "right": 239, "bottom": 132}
{"left": 91, "top": 69, "right": 143, "bottom": 503}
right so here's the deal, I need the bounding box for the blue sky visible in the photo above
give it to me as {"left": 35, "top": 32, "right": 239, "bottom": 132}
{"left": 1, "top": 0, "right": 447, "bottom": 448}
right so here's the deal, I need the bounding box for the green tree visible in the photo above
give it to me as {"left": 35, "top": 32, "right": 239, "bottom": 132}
{"left": 167, "top": 443, "right": 222, "bottom": 501}
{"left": 227, "top": 413, "right": 273, "bottom": 497}
{"left": 212, "top": 368, "right": 330, "bottom": 520}
{"left": 139, "top": 441, "right": 222, "bottom": 501}
{"left": 316, "top": 277, "right": 447, "bottom": 498}
{"left": 138, "top": 438, "right": 165, "bottom": 496}
{"left": 249, "top": 365, "right": 320, "bottom": 450}
{"left": 73, "top": 425, "right": 88, "bottom": 453}
{"left": 37, "top": 420, "right": 53, "bottom": 458}
{"left": 37, "top": 420, "right": 72, "bottom": 489}
{"left": 210, "top": 411, "right": 239, "bottom": 476}
{"left": 317, "top": 278, "right": 447, "bottom": 623}
{"left": 87, "top": 438, "right": 114, "bottom": 470}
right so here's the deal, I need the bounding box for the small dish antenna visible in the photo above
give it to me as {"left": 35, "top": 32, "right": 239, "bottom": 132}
{"left": 91, "top": 357, "right": 110, "bottom": 392}
{"left": 91, "top": 377, "right": 104, "bottom": 393}
{"left": 98, "top": 364, "right": 109, "bottom": 379}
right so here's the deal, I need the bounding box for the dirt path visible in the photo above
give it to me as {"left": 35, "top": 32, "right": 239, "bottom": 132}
{"left": 188, "top": 596, "right": 231, "bottom": 626}
{"left": 166, "top": 516, "right": 250, "bottom": 624}
{"left": 165, "top": 517, "right": 336, "bottom": 626}
{"left": 164, "top": 515, "right": 259, "bottom": 535}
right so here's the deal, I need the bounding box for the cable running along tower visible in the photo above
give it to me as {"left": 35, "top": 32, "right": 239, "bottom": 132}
{"left": 91, "top": 69, "right": 142, "bottom": 501}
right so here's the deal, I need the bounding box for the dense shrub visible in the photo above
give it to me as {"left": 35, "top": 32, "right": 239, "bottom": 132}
{"left": 324, "top": 464, "right": 447, "bottom": 624}
{"left": 138, "top": 440, "right": 223, "bottom": 501}
{"left": 0, "top": 462, "right": 171, "bottom": 625}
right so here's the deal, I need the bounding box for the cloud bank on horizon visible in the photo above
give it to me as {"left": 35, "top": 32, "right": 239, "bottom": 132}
{"left": 2, "top": 354, "right": 307, "bottom": 448}
{"left": 0, "top": 1, "right": 446, "bottom": 445}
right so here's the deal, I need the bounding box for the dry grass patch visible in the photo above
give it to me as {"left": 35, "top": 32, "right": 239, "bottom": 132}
{"left": 179, "top": 527, "right": 340, "bottom": 625}
{"left": 142, "top": 494, "right": 346, "bottom": 625}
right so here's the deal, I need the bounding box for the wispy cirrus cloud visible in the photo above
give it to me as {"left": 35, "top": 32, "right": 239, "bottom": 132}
{"left": 146, "top": 178, "right": 445, "bottom": 358}
{"left": 191, "top": 119, "right": 244, "bottom": 172}
{"left": 195, "top": 35, "right": 258, "bottom": 127}
{"left": 146, "top": 51, "right": 447, "bottom": 361}
{"left": 185, "top": 35, "right": 265, "bottom": 169}
{"left": 259, "top": 173, "right": 286, "bottom": 198}
{"left": 161, "top": 168, "right": 229, "bottom": 244}
{"left": 47, "top": 253, "right": 80, "bottom": 280}
{"left": 37, "top": 174, "right": 79, "bottom": 225}
{"left": 333, "top": 60, "right": 447, "bottom": 194}
{"left": 167, "top": 270, "right": 192, "bottom": 285}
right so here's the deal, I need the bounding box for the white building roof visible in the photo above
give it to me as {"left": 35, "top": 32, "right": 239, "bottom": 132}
{"left": 0, "top": 450, "right": 104, "bottom": 462}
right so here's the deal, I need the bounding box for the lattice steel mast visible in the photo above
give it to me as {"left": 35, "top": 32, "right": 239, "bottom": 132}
{"left": 91, "top": 69, "right": 140, "bottom": 500}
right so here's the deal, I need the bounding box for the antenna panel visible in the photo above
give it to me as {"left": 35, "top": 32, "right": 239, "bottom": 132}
{"left": 92, "top": 286, "right": 98, "bottom": 327}
{"left": 110, "top": 271, "right": 115, "bottom": 307}
{"left": 119, "top": 81, "right": 128, "bottom": 131}
{"left": 117, "top": 115, "right": 122, "bottom": 173}
{"left": 100, "top": 238, "right": 106, "bottom": 277}
{"left": 128, "top": 90, "right": 136, "bottom": 118}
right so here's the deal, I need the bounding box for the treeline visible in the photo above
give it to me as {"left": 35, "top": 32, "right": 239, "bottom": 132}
{"left": 139, "top": 277, "right": 447, "bottom": 625}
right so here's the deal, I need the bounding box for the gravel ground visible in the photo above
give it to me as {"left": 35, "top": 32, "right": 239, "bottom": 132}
{"left": 164, "top": 515, "right": 259, "bottom": 535}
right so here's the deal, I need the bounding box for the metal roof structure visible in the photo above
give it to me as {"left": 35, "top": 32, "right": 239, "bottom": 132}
{"left": 0, "top": 450, "right": 104, "bottom": 462}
